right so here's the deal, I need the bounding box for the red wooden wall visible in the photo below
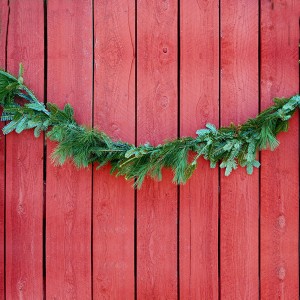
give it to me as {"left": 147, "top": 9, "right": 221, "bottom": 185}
{"left": 0, "top": 0, "right": 299, "bottom": 299}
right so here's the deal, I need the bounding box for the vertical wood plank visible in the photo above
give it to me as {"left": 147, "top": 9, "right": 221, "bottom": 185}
{"left": 93, "top": 1, "right": 135, "bottom": 298}
{"left": 180, "top": 0, "right": 219, "bottom": 298}
{"left": 137, "top": 0, "right": 178, "bottom": 298}
{"left": 220, "top": 1, "right": 259, "bottom": 298}
{"left": 46, "top": 1, "right": 93, "bottom": 298}
{"left": 0, "top": 1, "right": 8, "bottom": 298}
{"left": 260, "top": 1, "right": 299, "bottom": 298}
{"left": 0, "top": 0, "right": 7, "bottom": 66}
{"left": 5, "top": 1, "right": 44, "bottom": 298}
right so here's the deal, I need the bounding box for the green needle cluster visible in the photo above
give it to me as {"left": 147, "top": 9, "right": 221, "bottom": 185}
{"left": 0, "top": 65, "right": 299, "bottom": 187}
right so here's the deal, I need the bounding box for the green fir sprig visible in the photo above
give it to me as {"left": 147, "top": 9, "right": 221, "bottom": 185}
{"left": 0, "top": 65, "right": 299, "bottom": 188}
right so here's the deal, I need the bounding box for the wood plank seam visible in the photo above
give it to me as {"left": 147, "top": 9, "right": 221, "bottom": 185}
{"left": 0, "top": 1, "right": 10, "bottom": 298}
{"left": 43, "top": 1, "right": 48, "bottom": 299}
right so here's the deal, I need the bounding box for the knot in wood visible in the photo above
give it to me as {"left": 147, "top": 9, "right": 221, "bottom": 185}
{"left": 277, "top": 266, "right": 286, "bottom": 280}
{"left": 160, "top": 96, "right": 169, "bottom": 108}
{"left": 277, "top": 215, "right": 286, "bottom": 229}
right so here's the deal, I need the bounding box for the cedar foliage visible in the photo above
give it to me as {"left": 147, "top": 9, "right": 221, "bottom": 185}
{"left": 0, "top": 65, "right": 299, "bottom": 187}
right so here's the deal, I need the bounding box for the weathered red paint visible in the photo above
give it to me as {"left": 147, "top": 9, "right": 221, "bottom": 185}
{"left": 137, "top": 0, "right": 178, "bottom": 298}
{"left": 180, "top": 0, "right": 219, "bottom": 298}
{"left": 220, "top": 1, "right": 259, "bottom": 298}
{"left": 46, "top": 1, "right": 93, "bottom": 298}
{"left": 0, "top": 1, "right": 8, "bottom": 298}
{"left": 6, "top": 1, "right": 44, "bottom": 298}
{"left": 93, "top": 0, "right": 135, "bottom": 298}
{"left": 0, "top": 1, "right": 299, "bottom": 298}
{"left": 260, "top": 1, "right": 299, "bottom": 298}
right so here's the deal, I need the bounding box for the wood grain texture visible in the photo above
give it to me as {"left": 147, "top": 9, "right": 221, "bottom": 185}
{"left": 260, "top": 1, "right": 299, "bottom": 298}
{"left": 137, "top": 0, "right": 178, "bottom": 298}
{"left": 220, "top": 1, "right": 259, "bottom": 299}
{"left": 0, "top": 2, "right": 299, "bottom": 298}
{"left": 0, "top": 1, "right": 8, "bottom": 298}
{"left": 93, "top": 1, "right": 135, "bottom": 298}
{"left": 180, "top": 0, "right": 219, "bottom": 298}
{"left": 5, "top": 1, "right": 44, "bottom": 298}
{"left": 0, "top": 0, "right": 7, "bottom": 67}
{"left": 46, "top": 1, "right": 93, "bottom": 298}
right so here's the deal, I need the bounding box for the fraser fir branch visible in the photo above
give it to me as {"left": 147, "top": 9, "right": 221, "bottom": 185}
{"left": 0, "top": 65, "right": 299, "bottom": 188}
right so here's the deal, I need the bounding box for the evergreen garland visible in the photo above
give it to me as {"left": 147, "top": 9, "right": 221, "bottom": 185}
{"left": 0, "top": 65, "right": 299, "bottom": 188}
